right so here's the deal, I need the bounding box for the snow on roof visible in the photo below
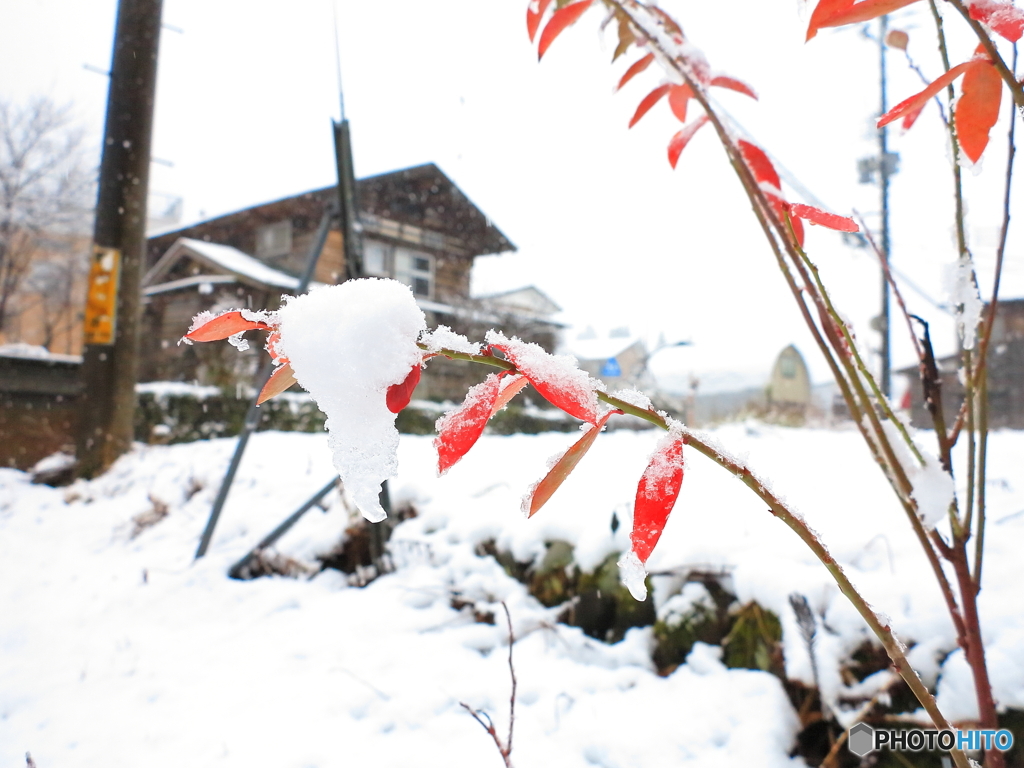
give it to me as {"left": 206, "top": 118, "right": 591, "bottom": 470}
{"left": 0, "top": 343, "right": 82, "bottom": 364}
{"left": 175, "top": 238, "right": 301, "bottom": 290}
{"left": 476, "top": 285, "right": 562, "bottom": 316}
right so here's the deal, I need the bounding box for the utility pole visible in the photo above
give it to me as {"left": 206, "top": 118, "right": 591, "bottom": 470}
{"left": 859, "top": 18, "right": 897, "bottom": 397}
{"left": 77, "top": 0, "right": 163, "bottom": 477}
{"left": 878, "top": 15, "right": 893, "bottom": 398}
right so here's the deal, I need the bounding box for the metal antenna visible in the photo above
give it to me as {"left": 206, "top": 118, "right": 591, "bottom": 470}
{"left": 332, "top": 0, "right": 345, "bottom": 120}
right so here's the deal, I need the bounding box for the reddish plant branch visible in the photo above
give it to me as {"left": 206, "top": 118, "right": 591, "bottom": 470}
{"left": 429, "top": 341, "right": 969, "bottom": 768}
{"left": 460, "top": 601, "right": 516, "bottom": 768}
{"left": 943, "top": 0, "right": 1024, "bottom": 110}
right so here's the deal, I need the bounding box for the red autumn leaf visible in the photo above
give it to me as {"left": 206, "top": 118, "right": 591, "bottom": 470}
{"left": 955, "top": 54, "right": 1003, "bottom": 164}
{"left": 492, "top": 374, "right": 529, "bottom": 414}
{"left": 878, "top": 58, "right": 981, "bottom": 128}
{"left": 710, "top": 75, "right": 758, "bottom": 100}
{"left": 901, "top": 102, "right": 928, "bottom": 131}
{"left": 809, "top": 0, "right": 921, "bottom": 39}
{"left": 435, "top": 373, "right": 507, "bottom": 476}
{"left": 488, "top": 338, "right": 599, "bottom": 424}
{"left": 667, "top": 84, "right": 693, "bottom": 122}
{"left": 631, "top": 435, "right": 685, "bottom": 563}
{"left": 525, "top": 410, "right": 619, "bottom": 517}
{"left": 668, "top": 115, "right": 710, "bottom": 169}
{"left": 629, "top": 84, "right": 670, "bottom": 128}
{"left": 787, "top": 211, "right": 806, "bottom": 247}
{"left": 527, "top": 0, "right": 554, "bottom": 42}
{"left": 184, "top": 311, "right": 271, "bottom": 342}
{"left": 788, "top": 203, "right": 859, "bottom": 232}
{"left": 737, "top": 139, "right": 781, "bottom": 190}
{"left": 616, "top": 53, "right": 655, "bottom": 91}
{"left": 258, "top": 362, "right": 298, "bottom": 405}
{"left": 386, "top": 364, "right": 421, "bottom": 414}
{"left": 967, "top": 0, "right": 1024, "bottom": 42}
{"left": 538, "top": 0, "right": 592, "bottom": 60}
{"left": 806, "top": 0, "right": 854, "bottom": 41}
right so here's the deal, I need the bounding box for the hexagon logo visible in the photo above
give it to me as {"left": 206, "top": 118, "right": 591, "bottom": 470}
{"left": 848, "top": 722, "right": 876, "bottom": 757}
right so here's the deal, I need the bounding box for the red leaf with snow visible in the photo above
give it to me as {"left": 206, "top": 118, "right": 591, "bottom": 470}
{"left": 185, "top": 311, "right": 271, "bottom": 342}
{"left": 878, "top": 59, "right": 980, "bottom": 128}
{"left": 488, "top": 337, "right": 599, "bottom": 424}
{"left": 737, "top": 139, "right": 781, "bottom": 190}
{"left": 955, "top": 54, "right": 1003, "bottom": 164}
{"left": 629, "top": 84, "right": 670, "bottom": 128}
{"left": 527, "top": 0, "right": 554, "bottom": 42}
{"left": 668, "top": 115, "right": 710, "bottom": 169}
{"left": 538, "top": 0, "right": 592, "bottom": 60}
{"left": 258, "top": 363, "right": 298, "bottom": 405}
{"left": 967, "top": 0, "right": 1024, "bottom": 42}
{"left": 710, "top": 75, "right": 758, "bottom": 100}
{"left": 616, "top": 53, "right": 655, "bottom": 91}
{"left": 435, "top": 373, "right": 515, "bottom": 476}
{"left": 631, "top": 435, "right": 684, "bottom": 563}
{"left": 788, "top": 203, "right": 859, "bottom": 232}
{"left": 809, "top": 0, "right": 921, "bottom": 38}
{"left": 525, "top": 410, "right": 619, "bottom": 517}
{"left": 265, "top": 330, "right": 285, "bottom": 363}
{"left": 492, "top": 374, "right": 529, "bottom": 414}
{"left": 386, "top": 364, "right": 421, "bottom": 414}
{"left": 667, "top": 84, "right": 693, "bottom": 122}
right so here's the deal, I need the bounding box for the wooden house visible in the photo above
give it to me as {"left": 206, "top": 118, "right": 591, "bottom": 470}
{"left": 141, "top": 163, "right": 560, "bottom": 400}
{"left": 899, "top": 299, "right": 1024, "bottom": 429}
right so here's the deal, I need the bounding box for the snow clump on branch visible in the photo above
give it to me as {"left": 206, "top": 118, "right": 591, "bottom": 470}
{"left": 276, "top": 280, "right": 426, "bottom": 522}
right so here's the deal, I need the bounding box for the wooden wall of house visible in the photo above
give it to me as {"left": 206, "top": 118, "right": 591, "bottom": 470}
{"left": 312, "top": 230, "right": 345, "bottom": 285}
{"left": 139, "top": 283, "right": 280, "bottom": 385}
{"left": 433, "top": 254, "right": 471, "bottom": 304}
{"left": 0, "top": 356, "right": 82, "bottom": 470}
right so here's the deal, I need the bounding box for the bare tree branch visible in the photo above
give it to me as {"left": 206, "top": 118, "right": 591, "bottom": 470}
{"left": 0, "top": 96, "right": 92, "bottom": 335}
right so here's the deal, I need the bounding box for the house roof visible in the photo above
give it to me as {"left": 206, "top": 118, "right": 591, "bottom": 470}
{"left": 147, "top": 163, "right": 515, "bottom": 263}
{"left": 356, "top": 163, "right": 514, "bottom": 257}
{"left": 143, "top": 238, "right": 303, "bottom": 293}
{"left": 476, "top": 286, "right": 562, "bottom": 317}
{"left": 568, "top": 335, "right": 646, "bottom": 362}
{"left": 141, "top": 237, "right": 474, "bottom": 319}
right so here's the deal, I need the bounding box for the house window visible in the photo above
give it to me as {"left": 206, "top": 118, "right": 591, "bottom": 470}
{"left": 363, "top": 240, "right": 389, "bottom": 276}
{"left": 256, "top": 220, "right": 292, "bottom": 258}
{"left": 394, "top": 247, "right": 433, "bottom": 298}
{"left": 361, "top": 239, "right": 434, "bottom": 298}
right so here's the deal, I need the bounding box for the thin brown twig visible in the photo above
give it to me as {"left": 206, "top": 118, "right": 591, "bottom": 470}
{"left": 503, "top": 602, "right": 516, "bottom": 760}
{"left": 974, "top": 42, "right": 1017, "bottom": 587}
{"left": 900, "top": 49, "right": 950, "bottom": 124}
{"left": 429, "top": 339, "right": 970, "bottom": 768}
{"left": 459, "top": 601, "right": 516, "bottom": 768}
{"left": 855, "top": 211, "right": 923, "bottom": 362}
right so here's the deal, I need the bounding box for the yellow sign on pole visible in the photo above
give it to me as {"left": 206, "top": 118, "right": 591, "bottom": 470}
{"left": 83, "top": 245, "right": 121, "bottom": 345}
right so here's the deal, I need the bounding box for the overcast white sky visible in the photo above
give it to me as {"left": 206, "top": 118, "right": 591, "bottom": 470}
{"left": 1, "top": 0, "right": 1020, "bottom": 393}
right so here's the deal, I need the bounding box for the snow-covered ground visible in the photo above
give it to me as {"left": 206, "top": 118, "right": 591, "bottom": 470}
{"left": 3, "top": 424, "right": 1024, "bottom": 767}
